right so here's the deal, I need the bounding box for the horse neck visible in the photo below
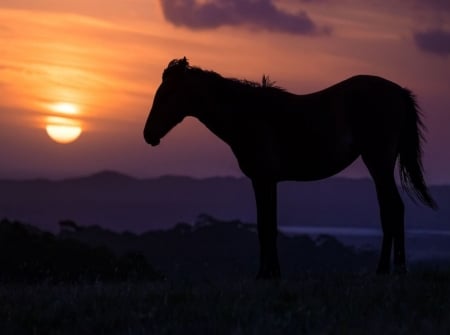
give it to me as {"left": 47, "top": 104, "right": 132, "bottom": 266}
{"left": 190, "top": 77, "right": 251, "bottom": 146}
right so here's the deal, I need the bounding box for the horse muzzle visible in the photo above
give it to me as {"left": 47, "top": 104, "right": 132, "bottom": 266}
{"left": 143, "top": 131, "right": 161, "bottom": 146}
{"left": 149, "top": 138, "right": 160, "bottom": 146}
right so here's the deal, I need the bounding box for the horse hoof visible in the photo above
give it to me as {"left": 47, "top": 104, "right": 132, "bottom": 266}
{"left": 256, "top": 270, "right": 281, "bottom": 280}
{"left": 376, "top": 267, "right": 390, "bottom": 275}
{"left": 393, "top": 265, "right": 408, "bottom": 275}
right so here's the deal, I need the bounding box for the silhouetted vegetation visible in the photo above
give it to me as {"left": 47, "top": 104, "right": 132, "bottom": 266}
{"left": 58, "top": 214, "right": 377, "bottom": 280}
{"left": 0, "top": 219, "right": 161, "bottom": 283}
{"left": 0, "top": 215, "right": 376, "bottom": 282}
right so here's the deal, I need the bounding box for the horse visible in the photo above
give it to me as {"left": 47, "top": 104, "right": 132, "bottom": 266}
{"left": 143, "top": 57, "right": 436, "bottom": 279}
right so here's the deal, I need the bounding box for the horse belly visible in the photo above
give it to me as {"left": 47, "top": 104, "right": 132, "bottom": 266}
{"left": 277, "top": 129, "right": 359, "bottom": 181}
{"left": 232, "top": 114, "right": 359, "bottom": 181}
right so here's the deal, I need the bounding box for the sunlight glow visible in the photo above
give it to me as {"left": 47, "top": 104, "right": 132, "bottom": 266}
{"left": 50, "top": 102, "right": 79, "bottom": 115}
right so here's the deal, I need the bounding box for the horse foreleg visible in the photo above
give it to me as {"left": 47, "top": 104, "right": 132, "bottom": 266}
{"left": 252, "top": 179, "right": 280, "bottom": 279}
{"left": 377, "top": 217, "right": 393, "bottom": 274}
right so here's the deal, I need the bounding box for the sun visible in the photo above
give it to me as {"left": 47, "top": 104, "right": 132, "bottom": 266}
{"left": 45, "top": 115, "right": 82, "bottom": 144}
{"left": 46, "top": 124, "right": 82, "bottom": 144}
{"left": 45, "top": 102, "right": 83, "bottom": 144}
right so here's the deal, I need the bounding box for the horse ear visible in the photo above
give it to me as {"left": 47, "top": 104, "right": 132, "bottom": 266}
{"left": 167, "top": 57, "right": 189, "bottom": 69}
{"left": 163, "top": 57, "right": 190, "bottom": 80}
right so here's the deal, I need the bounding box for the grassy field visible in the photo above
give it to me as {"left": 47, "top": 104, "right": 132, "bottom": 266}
{"left": 1, "top": 271, "right": 450, "bottom": 335}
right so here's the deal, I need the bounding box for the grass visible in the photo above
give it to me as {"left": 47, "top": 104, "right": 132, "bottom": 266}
{"left": 1, "top": 271, "right": 450, "bottom": 335}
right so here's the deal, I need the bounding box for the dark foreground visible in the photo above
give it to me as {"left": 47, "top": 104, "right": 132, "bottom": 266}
{"left": 1, "top": 272, "right": 450, "bottom": 335}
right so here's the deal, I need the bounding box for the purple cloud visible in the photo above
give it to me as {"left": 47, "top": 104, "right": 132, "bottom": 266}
{"left": 412, "top": 0, "right": 450, "bottom": 12}
{"left": 414, "top": 29, "right": 450, "bottom": 56}
{"left": 159, "top": 0, "right": 330, "bottom": 35}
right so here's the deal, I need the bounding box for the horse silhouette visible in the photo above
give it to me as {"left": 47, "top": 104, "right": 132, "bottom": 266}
{"left": 143, "top": 57, "right": 436, "bottom": 279}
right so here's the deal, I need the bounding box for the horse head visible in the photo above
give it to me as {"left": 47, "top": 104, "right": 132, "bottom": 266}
{"left": 144, "top": 57, "right": 192, "bottom": 146}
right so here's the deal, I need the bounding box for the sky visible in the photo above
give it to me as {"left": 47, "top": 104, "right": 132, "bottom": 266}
{"left": 1, "top": 0, "right": 449, "bottom": 183}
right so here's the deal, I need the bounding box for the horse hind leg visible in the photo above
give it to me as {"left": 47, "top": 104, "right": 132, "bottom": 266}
{"left": 377, "top": 177, "right": 405, "bottom": 274}
{"left": 362, "top": 155, "right": 406, "bottom": 274}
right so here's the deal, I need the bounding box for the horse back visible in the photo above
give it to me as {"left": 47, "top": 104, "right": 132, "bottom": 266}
{"left": 235, "top": 75, "right": 407, "bottom": 181}
{"left": 282, "top": 75, "right": 407, "bottom": 142}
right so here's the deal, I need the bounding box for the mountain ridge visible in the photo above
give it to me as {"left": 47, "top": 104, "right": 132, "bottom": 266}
{"left": 0, "top": 171, "right": 447, "bottom": 233}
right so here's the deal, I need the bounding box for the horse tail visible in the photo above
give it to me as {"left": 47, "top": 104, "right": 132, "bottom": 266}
{"left": 398, "top": 88, "right": 437, "bottom": 209}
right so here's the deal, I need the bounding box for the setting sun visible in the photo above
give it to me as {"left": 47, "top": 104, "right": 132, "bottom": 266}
{"left": 45, "top": 102, "right": 82, "bottom": 144}
{"left": 46, "top": 124, "right": 82, "bottom": 144}
{"left": 45, "top": 116, "right": 82, "bottom": 144}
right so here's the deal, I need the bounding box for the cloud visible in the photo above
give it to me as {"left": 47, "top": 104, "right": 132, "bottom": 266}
{"left": 159, "top": 0, "right": 330, "bottom": 35}
{"left": 412, "top": 0, "right": 450, "bottom": 12}
{"left": 413, "top": 29, "right": 450, "bottom": 56}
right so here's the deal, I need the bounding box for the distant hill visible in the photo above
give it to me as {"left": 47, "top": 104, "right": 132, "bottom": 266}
{"left": 0, "top": 171, "right": 448, "bottom": 233}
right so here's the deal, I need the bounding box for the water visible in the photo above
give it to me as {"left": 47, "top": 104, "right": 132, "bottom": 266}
{"left": 280, "top": 226, "right": 450, "bottom": 237}
{"left": 279, "top": 226, "right": 450, "bottom": 261}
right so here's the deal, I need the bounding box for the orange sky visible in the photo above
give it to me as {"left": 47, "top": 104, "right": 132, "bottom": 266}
{"left": 0, "top": 1, "right": 449, "bottom": 182}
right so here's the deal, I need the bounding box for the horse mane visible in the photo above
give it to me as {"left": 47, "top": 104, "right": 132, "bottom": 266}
{"left": 163, "top": 57, "right": 286, "bottom": 93}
